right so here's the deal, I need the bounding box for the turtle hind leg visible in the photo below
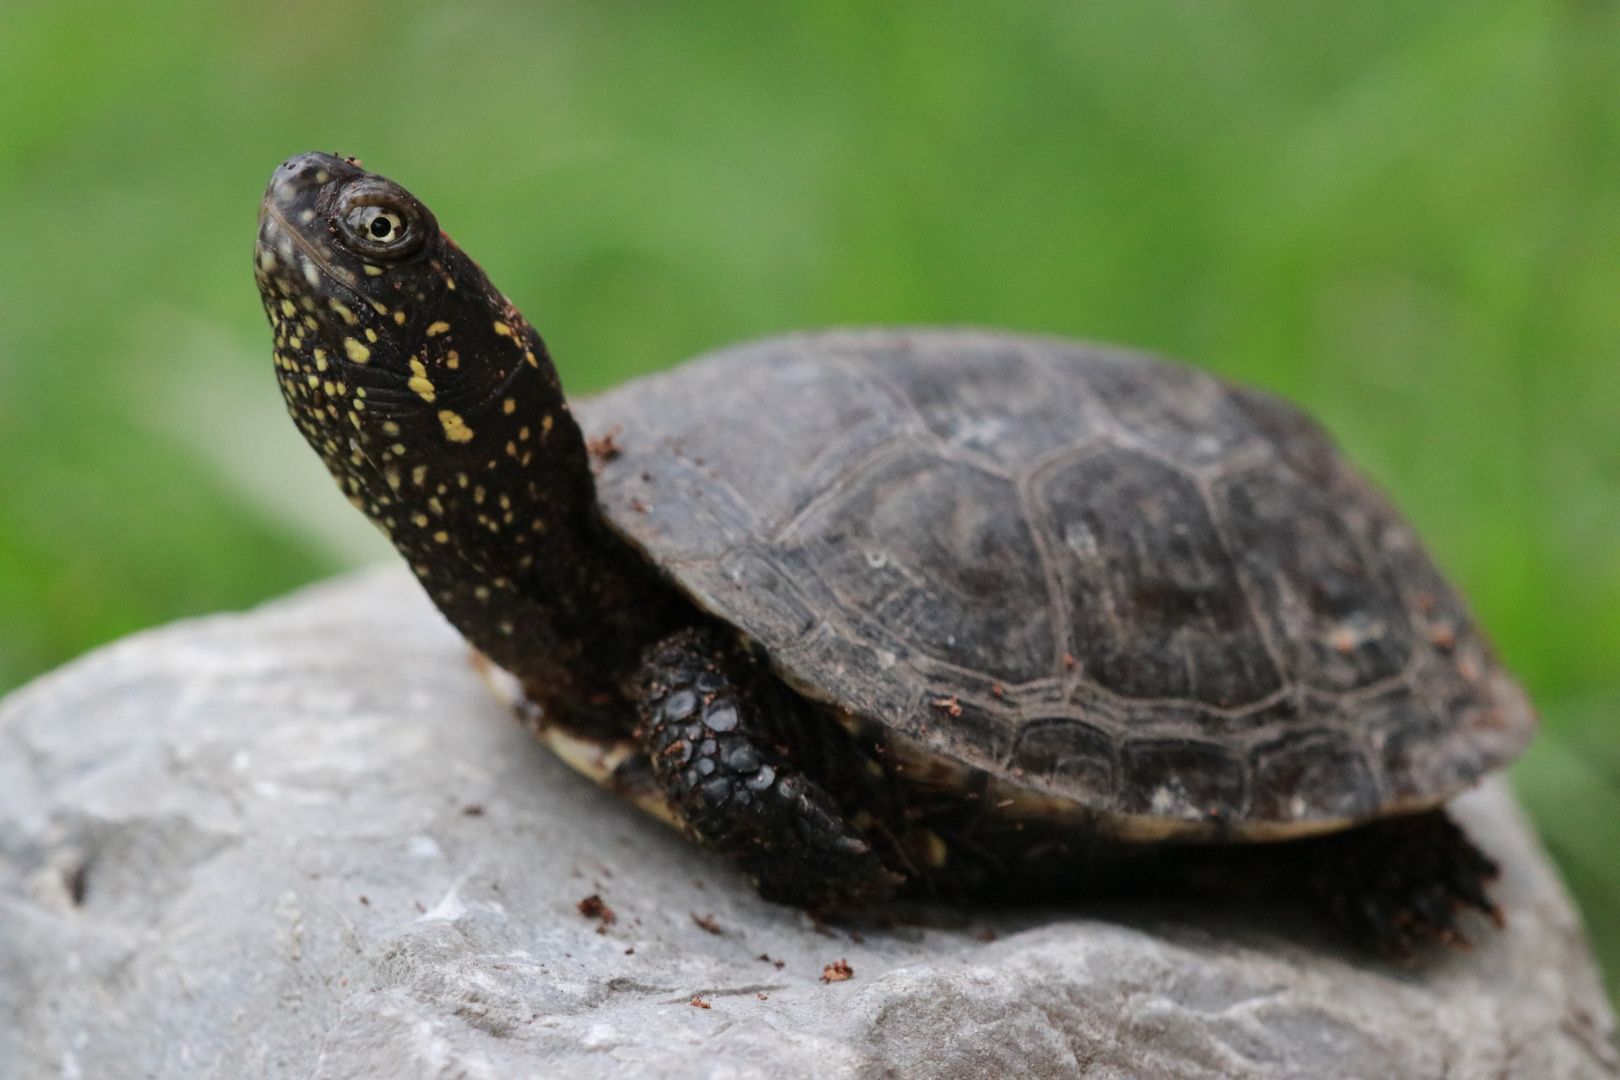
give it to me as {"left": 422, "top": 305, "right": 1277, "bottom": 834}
{"left": 1299, "top": 808, "right": 1502, "bottom": 958}
{"left": 633, "top": 626, "right": 901, "bottom": 910}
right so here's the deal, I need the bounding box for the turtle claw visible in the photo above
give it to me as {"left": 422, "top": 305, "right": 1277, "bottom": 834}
{"left": 1304, "top": 809, "right": 1502, "bottom": 959}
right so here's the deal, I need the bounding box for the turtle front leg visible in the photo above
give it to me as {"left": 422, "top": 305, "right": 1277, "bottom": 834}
{"left": 633, "top": 626, "right": 901, "bottom": 909}
{"left": 1298, "top": 809, "right": 1502, "bottom": 957}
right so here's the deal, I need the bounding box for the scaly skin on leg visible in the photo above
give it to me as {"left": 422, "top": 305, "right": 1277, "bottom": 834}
{"left": 1297, "top": 808, "right": 1502, "bottom": 957}
{"left": 634, "top": 627, "right": 901, "bottom": 909}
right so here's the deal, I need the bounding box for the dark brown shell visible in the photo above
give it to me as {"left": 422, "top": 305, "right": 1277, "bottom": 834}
{"left": 575, "top": 330, "right": 1535, "bottom": 836}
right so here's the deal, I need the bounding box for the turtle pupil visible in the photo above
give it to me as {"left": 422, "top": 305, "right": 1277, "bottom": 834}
{"left": 370, "top": 216, "right": 393, "bottom": 239}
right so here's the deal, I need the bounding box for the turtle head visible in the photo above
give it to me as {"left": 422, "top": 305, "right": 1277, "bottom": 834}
{"left": 254, "top": 152, "right": 558, "bottom": 454}
{"left": 253, "top": 151, "right": 597, "bottom": 625}
{"left": 253, "top": 150, "right": 587, "bottom": 526}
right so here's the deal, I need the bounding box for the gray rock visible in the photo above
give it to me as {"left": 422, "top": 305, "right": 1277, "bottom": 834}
{"left": 0, "top": 566, "right": 1613, "bottom": 1080}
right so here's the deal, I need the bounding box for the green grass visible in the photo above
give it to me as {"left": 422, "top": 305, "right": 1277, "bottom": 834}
{"left": 1, "top": 0, "right": 1616, "bottom": 1000}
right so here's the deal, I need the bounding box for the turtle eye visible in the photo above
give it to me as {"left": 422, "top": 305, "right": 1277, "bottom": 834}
{"left": 334, "top": 182, "right": 428, "bottom": 260}
{"left": 365, "top": 210, "right": 403, "bottom": 242}
{"left": 343, "top": 204, "right": 413, "bottom": 251}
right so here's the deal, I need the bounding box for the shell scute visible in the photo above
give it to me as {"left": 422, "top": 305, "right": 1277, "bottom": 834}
{"left": 1078, "top": 350, "right": 1267, "bottom": 467}
{"left": 1366, "top": 687, "right": 1488, "bottom": 803}
{"left": 1010, "top": 718, "right": 1117, "bottom": 804}
{"left": 1249, "top": 728, "right": 1381, "bottom": 824}
{"left": 1041, "top": 448, "right": 1281, "bottom": 708}
{"left": 867, "top": 338, "right": 1103, "bottom": 469}
{"left": 1217, "top": 468, "right": 1413, "bottom": 693}
{"left": 1117, "top": 738, "right": 1247, "bottom": 823}
{"left": 791, "top": 448, "right": 1054, "bottom": 686}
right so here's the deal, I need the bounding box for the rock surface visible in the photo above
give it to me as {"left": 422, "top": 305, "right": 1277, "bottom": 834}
{"left": 0, "top": 567, "right": 1613, "bottom": 1080}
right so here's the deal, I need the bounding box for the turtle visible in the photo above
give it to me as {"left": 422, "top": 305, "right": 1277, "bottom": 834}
{"left": 253, "top": 152, "right": 1536, "bottom": 955}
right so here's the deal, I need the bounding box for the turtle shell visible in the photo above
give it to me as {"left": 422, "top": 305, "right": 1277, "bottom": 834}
{"left": 575, "top": 329, "right": 1535, "bottom": 838}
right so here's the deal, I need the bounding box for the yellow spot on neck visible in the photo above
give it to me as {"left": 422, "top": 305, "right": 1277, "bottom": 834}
{"left": 364, "top": 264, "right": 383, "bottom": 276}
{"left": 383, "top": 420, "right": 400, "bottom": 435}
{"left": 426, "top": 321, "right": 451, "bottom": 337}
{"left": 394, "top": 310, "right": 406, "bottom": 324}
{"left": 493, "top": 321, "right": 512, "bottom": 337}
{"left": 414, "top": 466, "right": 430, "bottom": 486}
{"left": 407, "top": 356, "right": 437, "bottom": 402}
{"left": 329, "top": 298, "right": 358, "bottom": 325}
{"left": 439, "top": 411, "right": 474, "bottom": 443}
{"left": 365, "top": 327, "right": 378, "bottom": 343}
{"left": 502, "top": 398, "right": 516, "bottom": 414}
{"left": 344, "top": 338, "right": 370, "bottom": 363}
{"left": 434, "top": 530, "right": 450, "bottom": 543}
{"left": 280, "top": 299, "right": 296, "bottom": 317}
{"left": 541, "top": 414, "right": 554, "bottom": 434}
{"left": 447, "top": 350, "right": 460, "bottom": 369}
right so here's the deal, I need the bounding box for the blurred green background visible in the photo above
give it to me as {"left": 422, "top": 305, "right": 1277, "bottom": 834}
{"left": 1, "top": 0, "right": 1616, "bottom": 997}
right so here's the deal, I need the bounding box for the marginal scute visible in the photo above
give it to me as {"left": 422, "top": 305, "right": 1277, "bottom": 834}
{"left": 1250, "top": 729, "right": 1380, "bottom": 823}
{"left": 1117, "top": 739, "right": 1247, "bottom": 822}
{"left": 1011, "top": 718, "right": 1116, "bottom": 804}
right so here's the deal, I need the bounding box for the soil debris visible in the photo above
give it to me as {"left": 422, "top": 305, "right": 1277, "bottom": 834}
{"left": 821, "top": 959, "right": 854, "bottom": 983}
